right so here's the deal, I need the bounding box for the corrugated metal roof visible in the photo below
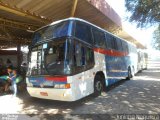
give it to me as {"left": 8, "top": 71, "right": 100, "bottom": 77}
{"left": 0, "top": 0, "right": 145, "bottom": 49}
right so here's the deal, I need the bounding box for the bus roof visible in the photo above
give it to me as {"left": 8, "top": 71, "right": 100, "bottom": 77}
{"left": 35, "top": 17, "right": 135, "bottom": 47}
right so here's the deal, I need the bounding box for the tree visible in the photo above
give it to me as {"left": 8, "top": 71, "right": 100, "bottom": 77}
{"left": 125, "top": 0, "right": 160, "bottom": 50}
{"left": 125, "top": 0, "right": 160, "bottom": 27}
{"left": 153, "top": 25, "right": 160, "bottom": 50}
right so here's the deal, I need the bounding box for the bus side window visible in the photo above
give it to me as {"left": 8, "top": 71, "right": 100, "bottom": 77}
{"left": 105, "top": 34, "right": 112, "bottom": 49}
{"left": 126, "top": 43, "right": 129, "bottom": 53}
{"left": 81, "top": 46, "right": 86, "bottom": 66}
{"left": 74, "top": 42, "right": 82, "bottom": 66}
{"left": 110, "top": 37, "right": 117, "bottom": 50}
{"left": 122, "top": 41, "right": 128, "bottom": 53}
{"left": 121, "top": 41, "right": 125, "bottom": 52}
{"left": 85, "top": 47, "right": 94, "bottom": 68}
{"left": 114, "top": 38, "right": 118, "bottom": 50}
{"left": 117, "top": 39, "right": 123, "bottom": 51}
{"left": 75, "top": 22, "right": 92, "bottom": 45}
{"left": 128, "top": 44, "right": 131, "bottom": 53}
{"left": 121, "top": 40, "right": 125, "bottom": 51}
{"left": 73, "top": 41, "right": 86, "bottom": 66}
{"left": 92, "top": 28, "right": 106, "bottom": 48}
{"left": 73, "top": 41, "right": 94, "bottom": 72}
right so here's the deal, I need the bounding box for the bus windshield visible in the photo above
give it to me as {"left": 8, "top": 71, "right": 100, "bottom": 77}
{"left": 32, "top": 21, "right": 69, "bottom": 45}
{"left": 28, "top": 39, "right": 71, "bottom": 76}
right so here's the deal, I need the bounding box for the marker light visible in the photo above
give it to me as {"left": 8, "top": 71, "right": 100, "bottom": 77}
{"left": 54, "top": 84, "right": 71, "bottom": 89}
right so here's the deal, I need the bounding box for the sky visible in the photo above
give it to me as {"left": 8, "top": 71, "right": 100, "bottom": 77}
{"left": 106, "top": 0, "right": 156, "bottom": 49}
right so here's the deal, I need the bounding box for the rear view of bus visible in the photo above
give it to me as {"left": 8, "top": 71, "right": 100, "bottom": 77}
{"left": 137, "top": 49, "right": 148, "bottom": 72}
{"left": 26, "top": 18, "right": 137, "bottom": 101}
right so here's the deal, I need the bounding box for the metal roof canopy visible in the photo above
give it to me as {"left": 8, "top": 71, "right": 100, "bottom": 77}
{"left": 0, "top": 0, "right": 145, "bottom": 49}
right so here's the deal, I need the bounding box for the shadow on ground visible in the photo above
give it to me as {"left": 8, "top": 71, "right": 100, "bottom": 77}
{"left": 1, "top": 59, "right": 160, "bottom": 119}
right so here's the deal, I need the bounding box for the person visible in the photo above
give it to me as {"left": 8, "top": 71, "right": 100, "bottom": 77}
{"left": 10, "top": 67, "right": 22, "bottom": 97}
{"left": 10, "top": 68, "right": 18, "bottom": 96}
{"left": 4, "top": 66, "right": 23, "bottom": 96}
{"left": 4, "top": 66, "right": 14, "bottom": 93}
{"left": 0, "top": 75, "right": 9, "bottom": 93}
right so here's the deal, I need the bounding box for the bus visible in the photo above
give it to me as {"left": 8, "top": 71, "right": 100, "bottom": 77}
{"left": 26, "top": 18, "right": 138, "bottom": 101}
{"left": 143, "top": 52, "right": 148, "bottom": 69}
{"left": 137, "top": 49, "right": 148, "bottom": 72}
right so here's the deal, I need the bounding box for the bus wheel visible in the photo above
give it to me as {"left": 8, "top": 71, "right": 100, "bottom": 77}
{"left": 94, "top": 77, "right": 103, "bottom": 96}
{"left": 127, "top": 68, "right": 132, "bottom": 80}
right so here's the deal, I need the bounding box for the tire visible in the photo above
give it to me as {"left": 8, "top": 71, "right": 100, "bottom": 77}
{"left": 94, "top": 76, "right": 103, "bottom": 96}
{"left": 126, "top": 68, "right": 132, "bottom": 80}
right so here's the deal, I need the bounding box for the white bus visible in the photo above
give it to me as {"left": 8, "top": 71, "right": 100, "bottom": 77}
{"left": 26, "top": 18, "right": 137, "bottom": 101}
{"left": 137, "top": 49, "right": 148, "bottom": 72}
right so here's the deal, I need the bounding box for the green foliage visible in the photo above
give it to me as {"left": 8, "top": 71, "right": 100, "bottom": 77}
{"left": 125, "top": 0, "right": 160, "bottom": 27}
{"left": 153, "top": 25, "right": 160, "bottom": 50}
{"left": 125, "top": 0, "right": 160, "bottom": 50}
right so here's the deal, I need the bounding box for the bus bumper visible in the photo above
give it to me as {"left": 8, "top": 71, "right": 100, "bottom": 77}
{"left": 27, "top": 87, "right": 75, "bottom": 101}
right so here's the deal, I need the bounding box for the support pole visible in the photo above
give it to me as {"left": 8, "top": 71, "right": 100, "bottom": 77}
{"left": 70, "top": 0, "right": 78, "bottom": 17}
{"left": 17, "top": 44, "right": 21, "bottom": 74}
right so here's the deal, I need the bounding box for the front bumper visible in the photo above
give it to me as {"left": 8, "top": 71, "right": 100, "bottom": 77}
{"left": 27, "top": 87, "right": 75, "bottom": 101}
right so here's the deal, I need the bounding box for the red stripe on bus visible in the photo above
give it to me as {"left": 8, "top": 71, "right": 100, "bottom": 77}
{"left": 94, "top": 48, "right": 128, "bottom": 57}
{"left": 45, "top": 76, "right": 67, "bottom": 82}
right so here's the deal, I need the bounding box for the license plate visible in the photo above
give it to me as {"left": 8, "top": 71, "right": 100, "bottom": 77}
{"left": 40, "top": 92, "right": 48, "bottom": 96}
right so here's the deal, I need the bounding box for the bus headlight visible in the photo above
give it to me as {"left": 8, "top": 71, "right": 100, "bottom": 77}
{"left": 54, "top": 84, "right": 60, "bottom": 88}
{"left": 54, "top": 84, "right": 70, "bottom": 89}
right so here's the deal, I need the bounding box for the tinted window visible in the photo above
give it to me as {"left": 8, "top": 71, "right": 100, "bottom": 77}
{"left": 44, "top": 40, "right": 71, "bottom": 75}
{"left": 122, "top": 41, "right": 129, "bottom": 53}
{"left": 33, "top": 21, "right": 69, "bottom": 44}
{"left": 121, "top": 41, "right": 126, "bottom": 52}
{"left": 72, "top": 40, "right": 94, "bottom": 73}
{"left": 74, "top": 42, "right": 85, "bottom": 66}
{"left": 45, "top": 41, "right": 65, "bottom": 66}
{"left": 75, "top": 22, "right": 92, "bottom": 45}
{"left": 129, "top": 45, "right": 137, "bottom": 53}
{"left": 116, "top": 38, "right": 123, "bottom": 51}
{"left": 105, "top": 34, "right": 112, "bottom": 49}
{"left": 85, "top": 47, "right": 94, "bottom": 68}
{"left": 110, "top": 37, "right": 118, "bottom": 50}
{"left": 28, "top": 39, "right": 72, "bottom": 76}
{"left": 92, "top": 28, "right": 106, "bottom": 48}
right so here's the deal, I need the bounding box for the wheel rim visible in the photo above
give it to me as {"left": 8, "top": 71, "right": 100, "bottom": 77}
{"left": 95, "top": 81, "right": 102, "bottom": 92}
